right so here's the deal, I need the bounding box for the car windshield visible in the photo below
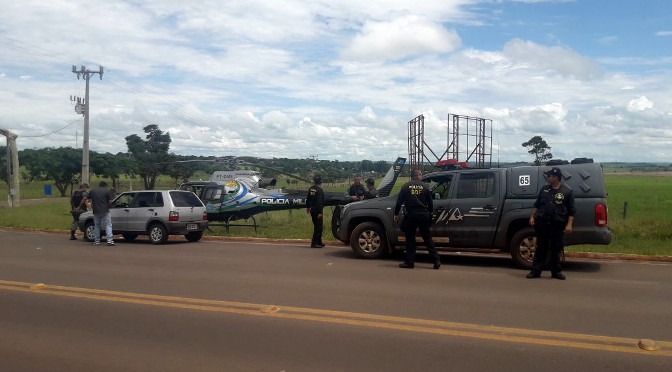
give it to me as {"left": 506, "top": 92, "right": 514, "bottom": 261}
{"left": 170, "top": 191, "right": 204, "bottom": 207}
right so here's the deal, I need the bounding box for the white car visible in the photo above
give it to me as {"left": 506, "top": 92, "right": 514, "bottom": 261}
{"left": 78, "top": 190, "right": 208, "bottom": 244}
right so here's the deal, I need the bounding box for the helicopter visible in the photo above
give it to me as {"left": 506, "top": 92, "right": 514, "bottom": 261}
{"left": 184, "top": 157, "right": 407, "bottom": 230}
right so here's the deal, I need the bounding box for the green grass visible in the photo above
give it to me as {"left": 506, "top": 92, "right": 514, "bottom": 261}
{"left": 2, "top": 174, "right": 672, "bottom": 256}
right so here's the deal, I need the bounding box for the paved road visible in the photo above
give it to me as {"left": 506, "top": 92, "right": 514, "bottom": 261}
{"left": 1, "top": 229, "right": 670, "bottom": 371}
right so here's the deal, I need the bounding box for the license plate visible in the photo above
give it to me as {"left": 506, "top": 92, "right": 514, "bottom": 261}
{"left": 187, "top": 224, "right": 198, "bottom": 230}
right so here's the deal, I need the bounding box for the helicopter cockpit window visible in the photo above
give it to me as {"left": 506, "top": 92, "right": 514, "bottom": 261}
{"left": 202, "top": 187, "right": 223, "bottom": 201}
{"left": 426, "top": 175, "right": 453, "bottom": 199}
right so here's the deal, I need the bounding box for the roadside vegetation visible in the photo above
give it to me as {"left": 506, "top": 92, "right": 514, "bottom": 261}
{"left": 1, "top": 173, "right": 671, "bottom": 257}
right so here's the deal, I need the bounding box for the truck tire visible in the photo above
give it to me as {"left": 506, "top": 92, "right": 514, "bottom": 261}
{"left": 331, "top": 205, "right": 342, "bottom": 240}
{"left": 510, "top": 227, "right": 536, "bottom": 269}
{"left": 350, "top": 222, "right": 387, "bottom": 259}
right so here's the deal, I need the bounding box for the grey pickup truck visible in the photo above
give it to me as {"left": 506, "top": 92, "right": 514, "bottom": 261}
{"left": 332, "top": 161, "right": 613, "bottom": 268}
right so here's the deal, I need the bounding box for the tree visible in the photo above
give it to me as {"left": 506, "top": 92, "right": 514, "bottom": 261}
{"left": 125, "top": 124, "right": 171, "bottom": 190}
{"left": 90, "top": 152, "right": 128, "bottom": 190}
{"left": 522, "top": 136, "right": 553, "bottom": 165}
{"left": 165, "top": 154, "right": 195, "bottom": 187}
{"left": 20, "top": 147, "right": 82, "bottom": 196}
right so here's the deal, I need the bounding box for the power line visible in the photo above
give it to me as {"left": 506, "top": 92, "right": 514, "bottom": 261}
{"left": 21, "top": 119, "right": 82, "bottom": 138}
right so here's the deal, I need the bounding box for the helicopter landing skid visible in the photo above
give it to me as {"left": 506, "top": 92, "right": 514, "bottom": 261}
{"left": 207, "top": 215, "right": 259, "bottom": 233}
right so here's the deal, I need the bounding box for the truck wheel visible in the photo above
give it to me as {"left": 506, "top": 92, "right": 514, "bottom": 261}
{"left": 510, "top": 227, "right": 536, "bottom": 269}
{"left": 350, "top": 222, "right": 387, "bottom": 259}
{"left": 331, "top": 205, "right": 342, "bottom": 240}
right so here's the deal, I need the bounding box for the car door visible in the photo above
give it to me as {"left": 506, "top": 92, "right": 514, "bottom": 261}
{"left": 109, "top": 192, "right": 136, "bottom": 230}
{"left": 427, "top": 174, "right": 454, "bottom": 245}
{"left": 445, "top": 171, "right": 500, "bottom": 247}
{"left": 126, "top": 192, "right": 163, "bottom": 232}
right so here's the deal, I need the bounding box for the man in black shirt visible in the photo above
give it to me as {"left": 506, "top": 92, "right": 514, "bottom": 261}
{"left": 88, "top": 181, "right": 116, "bottom": 246}
{"left": 393, "top": 169, "right": 440, "bottom": 269}
{"left": 363, "top": 177, "right": 378, "bottom": 199}
{"left": 306, "top": 175, "right": 325, "bottom": 248}
{"left": 527, "top": 167, "right": 575, "bottom": 280}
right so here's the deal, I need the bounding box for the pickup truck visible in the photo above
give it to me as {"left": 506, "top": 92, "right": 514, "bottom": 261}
{"left": 332, "top": 162, "right": 613, "bottom": 268}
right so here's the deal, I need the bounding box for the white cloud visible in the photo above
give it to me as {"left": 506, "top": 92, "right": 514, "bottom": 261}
{"left": 627, "top": 96, "right": 654, "bottom": 112}
{"left": 341, "top": 15, "right": 462, "bottom": 61}
{"left": 655, "top": 31, "right": 672, "bottom": 36}
{"left": 503, "top": 39, "right": 602, "bottom": 80}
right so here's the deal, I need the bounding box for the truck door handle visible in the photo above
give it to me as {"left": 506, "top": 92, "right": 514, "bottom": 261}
{"left": 484, "top": 205, "right": 496, "bottom": 210}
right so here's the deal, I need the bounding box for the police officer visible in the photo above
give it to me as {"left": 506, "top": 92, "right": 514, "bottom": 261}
{"left": 348, "top": 175, "right": 366, "bottom": 201}
{"left": 69, "top": 183, "right": 89, "bottom": 240}
{"left": 393, "top": 169, "right": 441, "bottom": 270}
{"left": 363, "top": 177, "right": 378, "bottom": 199}
{"left": 527, "top": 167, "right": 575, "bottom": 280}
{"left": 306, "top": 175, "right": 325, "bottom": 248}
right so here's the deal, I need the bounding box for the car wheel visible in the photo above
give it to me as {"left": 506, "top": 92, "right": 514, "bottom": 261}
{"left": 185, "top": 231, "right": 203, "bottom": 242}
{"left": 350, "top": 222, "right": 387, "bottom": 259}
{"left": 84, "top": 220, "right": 96, "bottom": 242}
{"left": 510, "top": 227, "right": 536, "bottom": 269}
{"left": 122, "top": 233, "right": 138, "bottom": 241}
{"left": 148, "top": 223, "right": 168, "bottom": 244}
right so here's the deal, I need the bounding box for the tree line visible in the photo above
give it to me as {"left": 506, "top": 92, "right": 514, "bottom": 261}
{"left": 0, "top": 125, "right": 396, "bottom": 197}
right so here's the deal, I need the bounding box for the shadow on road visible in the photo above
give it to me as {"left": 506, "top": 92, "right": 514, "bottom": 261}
{"left": 325, "top": 247, "right": 602, "bottom": 272}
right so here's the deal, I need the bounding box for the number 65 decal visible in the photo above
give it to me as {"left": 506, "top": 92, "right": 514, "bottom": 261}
{"left": 519, "top": 175, "right": 531, "bottom": 186}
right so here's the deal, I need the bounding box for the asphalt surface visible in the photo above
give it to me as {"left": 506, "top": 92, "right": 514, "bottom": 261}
{"left": 1, "top": 229, "right": 671, "bottom": 371}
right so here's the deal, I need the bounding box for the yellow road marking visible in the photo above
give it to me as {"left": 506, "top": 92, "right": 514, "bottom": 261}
{"left": 0, "top": 279, "right": 670, "bottom": 357}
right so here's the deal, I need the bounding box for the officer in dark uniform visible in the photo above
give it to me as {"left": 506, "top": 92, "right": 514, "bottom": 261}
{"left": 363, "top": 177, "right": 378, "bottom": 199}
{"left": 306, "top": 175, "right": 325, "bottom": 248}
{"left": 69, "top": 183, "right": 89, "bottom": 240}
{"left": 348, "top": 175, "right": 366, "bottom": 201}
{"left": 527, "top": 167, "right": 575, "bottom": 280}
{"left": 393, "top": 169, "right": 441, "bottom": 269}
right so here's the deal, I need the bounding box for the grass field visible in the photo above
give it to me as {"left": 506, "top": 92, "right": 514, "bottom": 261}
{"left": 1, "top": 174, "right": 671, "bottom": 257}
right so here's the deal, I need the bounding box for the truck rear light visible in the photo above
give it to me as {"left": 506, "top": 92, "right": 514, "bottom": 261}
{"left": 595, "top": 204, "right": 607, "bottom": 227}
{"left": 169, "top": 211, "right": 179, "bottom": 222}
{"left": 202, "top": 211, "right": 208, "bottom": 221}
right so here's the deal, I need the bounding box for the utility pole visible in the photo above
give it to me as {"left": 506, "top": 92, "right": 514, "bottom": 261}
{"left": 71, "top": 65, "right": 103, "bottom": 186}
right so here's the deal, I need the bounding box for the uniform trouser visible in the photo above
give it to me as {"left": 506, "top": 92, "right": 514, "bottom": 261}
{"left": 311, "top": 211, "right": 323, "bottom": 245}
{"left": 403, "top": 214, "right": 440, "bottom": 265}
{"left": 70, "top": 211, "right": 82, "bottom": 233}
{"left": 93, "top": 212, "right": 113, "bottom": 243}
{"left": 532, "top": 219, "right": 565, "bottom": 273}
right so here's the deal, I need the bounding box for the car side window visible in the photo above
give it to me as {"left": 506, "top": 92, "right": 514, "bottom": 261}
{"left": 428, "top": 176, "right": 453, "bottom": 199}
{"left": 456, "top": 173, "right": 495, "bottom": 199}
{"left": 169, "top": 191, "right": 204, "bottom": 207}
{"left": 113, "top": 193, "right": 135, "bottom": 208}
{"left": 133, "top": 192, "right": 158, "bottom": 208}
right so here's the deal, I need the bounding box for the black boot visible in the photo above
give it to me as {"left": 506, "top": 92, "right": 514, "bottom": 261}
{"left": 70, "top": 232, "right": 77, "bottom": 240}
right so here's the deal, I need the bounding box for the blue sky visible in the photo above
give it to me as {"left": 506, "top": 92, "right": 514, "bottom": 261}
{"left": 0, "top": 0, "right": 670, "bottom": 163}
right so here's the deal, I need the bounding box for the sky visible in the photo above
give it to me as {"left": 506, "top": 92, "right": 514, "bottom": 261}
{"left": 0, "top": 0, "right": 671, "bottom": 163}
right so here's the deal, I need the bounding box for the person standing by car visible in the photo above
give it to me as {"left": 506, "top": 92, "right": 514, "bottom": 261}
{"left": 306, "top": 175, "right": 325, "bottom": 248}
{"left": 527, "top": 167, "right": 575, "bottom": 280}
{"left": 88, "top": 181, "right": 116, "bottom": 246}
{"left": 393, "top": 169, "right": 440, "bottom": 270}
{"left": 69, "top": 183, "right": 89, "bottom": 240}
{"left": 363, "top": 177, "right": 378, "bottom": 199}
{"left": 348, "top": 175, "right": 366, "bottom": 201}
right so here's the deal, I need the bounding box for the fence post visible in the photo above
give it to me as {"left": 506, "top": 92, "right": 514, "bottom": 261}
{"left": 622, "top": 201, "right": 628, "bottom": 219}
